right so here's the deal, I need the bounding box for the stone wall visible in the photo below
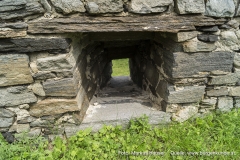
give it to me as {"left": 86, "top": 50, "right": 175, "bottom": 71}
{"left": 1, "top": 0, "right": 240, "bottom": 138}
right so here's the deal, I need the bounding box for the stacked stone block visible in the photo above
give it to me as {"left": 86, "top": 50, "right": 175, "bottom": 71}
{"left": 0, "top": 0, "right": 240, "bottom": 138}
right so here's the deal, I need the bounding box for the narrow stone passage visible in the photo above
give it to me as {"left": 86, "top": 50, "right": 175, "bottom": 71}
{"left": 79, "top": 76, "right": 171, "bottom": 132}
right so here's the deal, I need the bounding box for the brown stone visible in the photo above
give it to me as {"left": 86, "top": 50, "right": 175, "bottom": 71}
{"left": 183, "top": 38, "right": 216, "bottom": 52}
{"left": 29, "top": 99, "right": 79, "bottom": 117}
{"left": 0, "top": 54, "right": 33, "bottom": 87}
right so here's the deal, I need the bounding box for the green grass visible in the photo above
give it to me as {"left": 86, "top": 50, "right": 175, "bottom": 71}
{"left": 111, "top": 59, "right": 130, "bottom": 76}
{"left": 0, "top": 109, "right": 240, "bottom": 160}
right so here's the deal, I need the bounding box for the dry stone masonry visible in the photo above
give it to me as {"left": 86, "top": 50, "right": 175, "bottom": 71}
{"left": 0, "top": 0, "right": 240, "bottom": 139}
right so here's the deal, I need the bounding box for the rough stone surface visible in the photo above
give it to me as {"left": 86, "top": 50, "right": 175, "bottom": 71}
{"left": 165, "top": 86, "right": 205, "bottom": 103}
{"left": 201, "top": 98, "right": 217, "bottom": 106}
{"left": 0, "top": 28, "right": 26, "bottom": 38}
{"left": 206, "top": 87, "right": 229, "bottom": 96}
{"left": 129, "top": 0, "right": 172, "bottom": 14}
{"left": 0, "top": 0, "right": 44, "bottom": 20}
{"left": 86, "top": 0, "right": 123, "bottom": 14}
{"left": 0, "top": 54, "right": 33, "bottom": 87}
{"left": 217, "top": 97, "right": 233, "bottom": 112}
{"left": 234, "top": 53, "right": 240, "bottom": 69}
{"left": 159, "top": 31, "right": 198, "bottom": 42}
{"left": 0, "top": 38, "right": 71, "bottom": 53}
{"left": 229, "top": 86, "right": 240, "bottom": 96}
{"left": 209, "top": 73, "right": 239, "bottom": 85}
{"left": 183, "top": 38, "right": 217, "bottom": 52}
{"left": 50, "top": 0, "right": 85, "bottom": 14}
{"left": 36, "top": 54, "right": 73, "bottom": 72}
{"left": 205, "top": 0, "right": 235, "bottom": 18}
{"left": 175, "top": 0, "right": 205, "bottom": 14}
{"left": 234, "top": 98, "right": 240, "bottom": 108}
{"left": 197, "top": 34, "right": 218, "bottom": 42}
{"left": 43, "top": 78, "right": 77, "bottom": 97}
{"left": 7, "top": 107, "right": 33, "bottom": 123}
{"left": 220, "top": 31, "right": 239, "bottom": 51}
{"left": 29, "top": 99, "right": 79, "bottom": 117}
{"left": 196, "top": 26, "right": 219, "bottom": 32}
{"left": 163, "top": 52, "right": 234, "bottom": 78}
{"left": 30, "top": 83, "right": 45, "bottom": 96}
{"left": 0, "top": 86, "right": 37, "bottom": 107}
{"left": 0, "top": 108, "right": 15, "bottom": 128}
{"left": 172, "top": 106, "right": 198, "bottom": 122}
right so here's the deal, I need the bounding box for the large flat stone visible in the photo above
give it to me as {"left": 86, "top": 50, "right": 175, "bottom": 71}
{"left": 163, "top": 85, "right": 205, "bottom": 104}
{"left": 163, "top": 52, "right": 234, "bottom": 78}
{"left": 29, "top": 99, "right": 79, "bottom": 117}
{"left": 65, "top": 103, "right": 171, "bottom": 137}
{"left": 43, "top": 78, "right": 77, "bottom": 97}
{"left": 175, "top": 0, "right": 205, "bottom": 14}
{"left": 0, "top": 54, "right": 33, "bottom": 87}
{"left": 86, "top": 0, "right": 123, "bottom": 14}
{"left": 0, "top": 38, "right": 71, "bottom": 53}
{"left": 205, "top": 0, "right": 235, "bottom": 18}
{"left": 209, "top": 73, "right": 239, "bottom": 85}
{"left": 0, "top": 86, "right": 37, "bottom": 107}
{"left": 160, "top": 31, "right": 198, "bottom": 42}
{"left": 183, "top": 38, "right": 216, "bottom": 52}
{"left": 50, "top": 0, "right": 85, "bottom": 14}
{"left": 129, "top": 0, "right": 172, "bottom": 14}
{"left": 36, "top": 54, "right": 73, "bottom": 71}
{"left": 0, "top": 0, "right": 44, "bottom": 20}
{"left": 206, "top": 87, "right": 229, "bottom": 96}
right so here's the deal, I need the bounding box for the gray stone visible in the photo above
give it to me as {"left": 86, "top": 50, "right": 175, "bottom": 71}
{"left": 0, "top": 38, "right": 71, "bottom": 54}
{"left": 129, "top": 0, "right": 172, "bottom": 14}
{"left": 220, "top": 31, "right": 239, "bottom": 51}
{"left": 0, "top": 54, "right": 33, "bottom": 87}
{"left": 0, "top": 117, "right": 14, "bottom": 128}
{"left": 0, "top": 108, "right": 15, "bottom": 118}
{"left": 0, "top": 86, "right": 37, "bottom": 107}
{"left": 0, "top": 0, "right": 26, "bottom": 12}
{"left": 86, "top": 0, "right": 123, "bottom": 14}
{"left": 0, "top": 0, "right": 44, "bottom": 20}
{"left": 159, "top": 31, "right": 198, "bottom": 42}
{"left": 29, "top": 98, "right": 79, "bottom": 117}
{"left": 196, "top": 26, "right": 219, "bottom": 32}
{"left": 7, "top": 107, "right": 33, "bottom": 123}
{"left": 183, "top": 38, "right": 217, "bottom": 53}
{"left": 172, "top": 105, "right": 198, "bottom": 122}
{"left": 30, "top": 118, "right": 52, "bottom": 127}
{"left": 43, "top": 78, "right": 77, "bottom": 97}
{"left": 217, "top": 97, "right": 233, "bottom": 112}
{"left": 0, "top": 22, "right": 28, "bottom": 29}
{"left": 33, "top": 71, "right": 56, "bottom": 80}
{"left": 201, "top": 98, "right": 217, "bottom": 106}
{"left": 28, "top": 128, "right": 42, "bottom": 137}
{"left": 165, "top": 85, "right": 205, "bottom": 104}
{"left": 209, "top": 73, "right": 239, "bottom": 85}
{"left": 36, "top": 54, "right": 73, "bottom": 72}
{"left": 226, "top": 20, "right": 240, "bottom": 29}
{"left": 234, "top": 98, "right": 240, "bottom": 108}
{"left": 205, "top": 0, "right": 235, "bottom": 18}
{"left": 40, "top": 0, "right": 52, "bottom": 12}
{"left": 197, "top": 34, "right": 218, "bottom": 42}
{"left": 206, "top": 87, "right": 229, "bottom": 96}
{"left": 50, "top": 0, "right": 85, "bottom": 14}
{"left": 65, "top": 103, "right": 171, "bottom": 136}
{"left": 175, "top": 0, "right": 205, "bottom": 14}
{"left": 163, "top": 52, "right": 234, "bottom": 78}
{"left": 229, "top": 87, "right": 240, "bottom": 96}
{"left": 30, "top": 83, "right": 45, "bottom": 96}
